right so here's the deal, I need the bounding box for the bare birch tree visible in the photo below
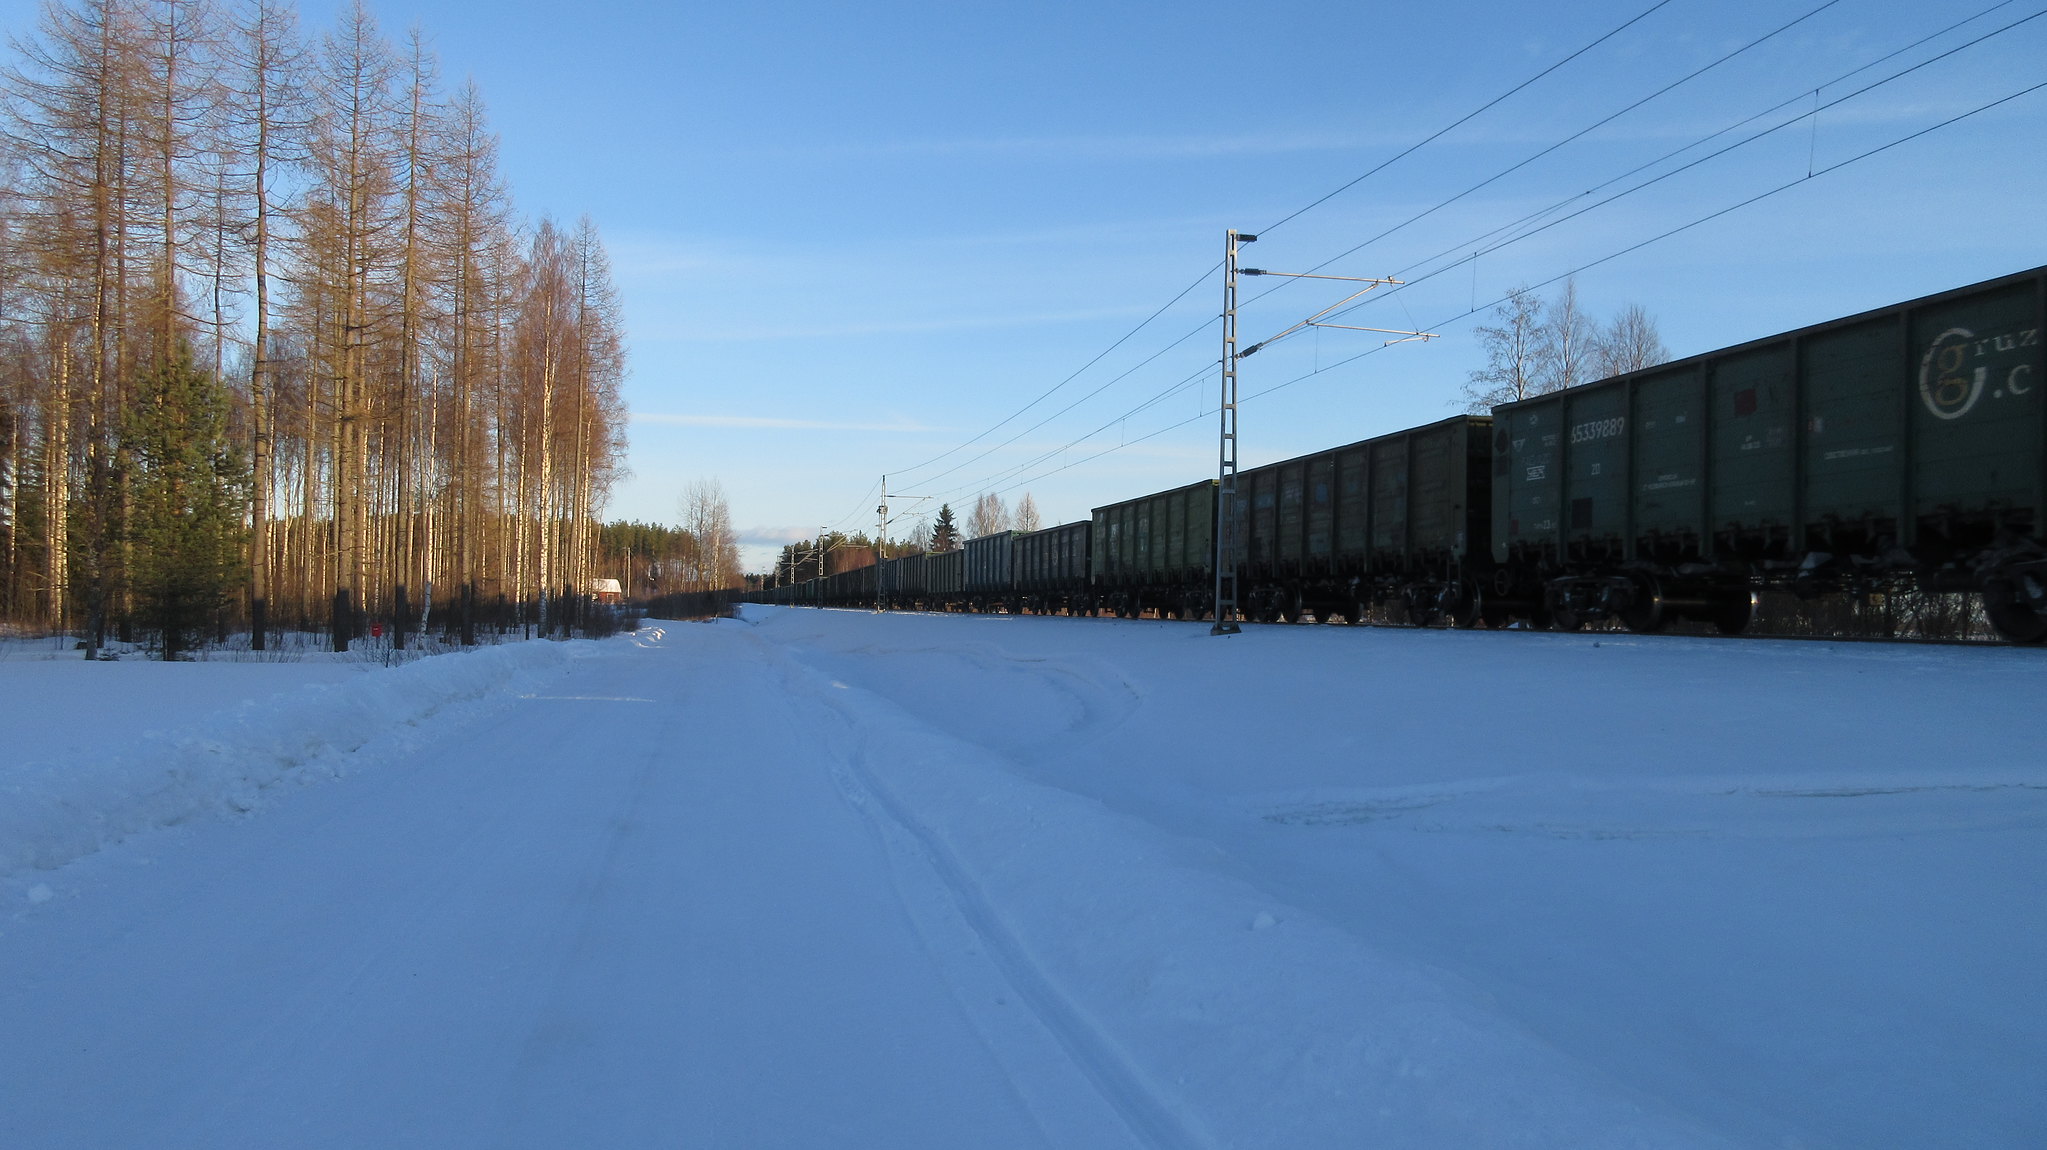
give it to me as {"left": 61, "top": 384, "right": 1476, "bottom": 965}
{"left": 1594, "top": 303, "right": 1669, "bottom": 378}
{"left": 1461, "top": 287, "right": 1542, "bottom": 412}
{"left": 680, "top": 478, "right": 738, "bottom": 590}
{"left": 1532, "top": 278, "right": 1595, "bottom": 395}
{"left": 967, "top": 491, "right": 1008, "bottom": 538}
{"left": 1464, "top": 282, "right": 1668, "bottom": 412}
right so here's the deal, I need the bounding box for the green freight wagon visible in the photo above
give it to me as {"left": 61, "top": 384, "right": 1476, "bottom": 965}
{"left": 1090, "top": 480, "right": 1215, "bottom": 618}
{"left": 1234, "top": 415, "right": 1494, "bottom": 624}
{"left": 877, "top": 553, "right": 926, "bottom": 610}
{"left": 926, "top": 548, "right": 965, "bottom": 610}
{"left": 963, "top": 531, "right": 1021, "bottom": 610}
{"left": 822, "top": 563, "right": 875, "bottom": 607}
{"left": 1492, "top": 265, "right": 2047, "bottom": 639}
{"left": 1012, "top": 521, "right": 1093, "bottom": 614}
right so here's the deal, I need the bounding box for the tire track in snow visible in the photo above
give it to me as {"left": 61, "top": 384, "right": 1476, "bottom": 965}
{"left": 791, "top": 637, "right": 1141, "bottom": 756}
{"left": 744, "top": 629, "right": 1208, "bottom": 1150}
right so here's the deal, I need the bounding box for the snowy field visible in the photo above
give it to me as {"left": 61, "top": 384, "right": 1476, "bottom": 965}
{"left": 2, "top": 608, "right": 2040, "bottom": 1148}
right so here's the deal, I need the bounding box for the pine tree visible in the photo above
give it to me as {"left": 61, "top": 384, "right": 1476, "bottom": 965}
{"left": 124, "top": 346, "right": 250, "bottom": 660}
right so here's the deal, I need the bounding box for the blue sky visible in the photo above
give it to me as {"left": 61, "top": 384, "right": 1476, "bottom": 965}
{"left": 13, "top": 0, "right": 2045, "bottom": 569}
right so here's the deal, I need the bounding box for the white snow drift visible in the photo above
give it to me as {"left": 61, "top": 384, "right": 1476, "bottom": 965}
{"left": 1, "top": 639, "right": 583, "bottom": 879}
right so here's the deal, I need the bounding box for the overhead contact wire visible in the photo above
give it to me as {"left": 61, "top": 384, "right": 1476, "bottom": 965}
{"left": 886, "top": 261, "right": 1219, "bottom": 480}
{"left": 894, "top": 0, "right": 1679, "bottom": 497}
{"left": 1252, "top": 76, "right": 2047, "bottom": 410}
{"left": 977, "top": 75, "right": 2047, "bottom": 500}
{"left": 1255, "top": 0, "right": 1680, "bottom": 236}
{"left": 1310, "top": 6, "right": 2047, "bottom": 332}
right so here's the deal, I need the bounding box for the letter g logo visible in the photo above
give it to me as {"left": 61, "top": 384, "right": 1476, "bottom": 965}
{"left": 1919, "top": 328, "right": 1985, "bottom": 420}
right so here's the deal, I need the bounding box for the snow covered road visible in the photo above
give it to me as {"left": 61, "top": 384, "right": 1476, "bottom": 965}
{"left": 4, "top": 611, "right": 2042, "bottom": 1148}
{"left": 2, "top": 627, "right": 1142, "bottom": 1149}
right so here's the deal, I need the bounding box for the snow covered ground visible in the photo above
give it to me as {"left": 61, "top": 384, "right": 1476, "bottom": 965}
{"left": 2, "top": 609, "right": 2040, "bottom": 1148}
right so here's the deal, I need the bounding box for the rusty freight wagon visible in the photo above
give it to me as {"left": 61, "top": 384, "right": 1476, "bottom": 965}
{"left": 1492, "top": 265, "right": 2047, "bottom": 639}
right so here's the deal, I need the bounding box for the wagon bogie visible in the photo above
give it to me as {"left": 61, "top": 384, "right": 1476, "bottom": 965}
{"left": 1977, "top": 542, "right": 2047, "bottom": 643}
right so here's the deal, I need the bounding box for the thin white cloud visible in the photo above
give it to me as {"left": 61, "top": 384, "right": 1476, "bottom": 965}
{"left": 737, "top": 525, "right": 817, "bottom": 546}
{"left": 633, "top": 412, "right": 951, "bottom": 433}
{"left": 745, "top": 128, "right": 1406, "bottom": 163}
{"left": 636, "top": 305, "right": 1156, "bottom": 344}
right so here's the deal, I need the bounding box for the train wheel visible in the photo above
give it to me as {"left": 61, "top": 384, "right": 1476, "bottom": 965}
{"left": 1547, "top": 592, "right": 1583, "bottom": 632}
{"left": 1620, "top": 574, "right": 1666, "bottom": 634}
{"left": 1714, "top": 590, "right": 1759, "bottom": 636}
{"left": 1450, "top": 581, "right": 1485, "bottom": 629}
{"left": 1982, "top": 578, "right": 2047, "bottom": 643}
{"left": 1404, "top": 590, "right": 1441, "bottom": 628}
{"left": 1280, "top": 588, "right": 1305, "bottom": 624}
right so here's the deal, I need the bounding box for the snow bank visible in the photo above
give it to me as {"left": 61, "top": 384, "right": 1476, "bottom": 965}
{"left": 1, "top": 640, "right": 586, "bottom": 880}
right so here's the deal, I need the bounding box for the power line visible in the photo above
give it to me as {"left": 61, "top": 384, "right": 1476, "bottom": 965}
{"left": 1458, "top": 0, "right": 2023, "bottom": 267}
{"left": 924, "top": 356, "right": 1218, "bottom": 506}
{"left": 938, "top": 1, "right": 1800, "bottom": 504}
{"left": 1265, "top": 0, "right": 1848, "bottom": 289}
{"left": 818, "top": 477, "right": 882, "bottom": 536}
{"left": 865, "top": 3, "right": 2038, "bottom": 522}
{"left": 886, "top": 0, "right": 1680, "bottom": 489}
{"left": 987, "top": 406, "right": 1211, "bottom": 500}
{"left": 970, "top": 74, "right": 2047, "bottom": 502}
{"left": 1238, "top": 0, "right": 2014, "bottom": 320}
{"left": 908, "top": 2, "right": 1685, "bottom": 505}
{"left": 886, "top": 260, "right": 1218, "bottom": 480}
{"left": 1258, "top": 75, "right": 2047, "bottom": 407}
{"left": 1311, "top": 5, "right": 2047, "bottom": 330}
{"left": 909, "top": 312, "right": 1216, "bottom": 492}
{"left": 1256, "top": 0, "right": 1680, "bottom": 236}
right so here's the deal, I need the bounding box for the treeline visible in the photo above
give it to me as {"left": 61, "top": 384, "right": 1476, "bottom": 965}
{"left": 1461, "top": 280, "right": 1668, "bottom": 412}
{"left": 764, "top": 530, "right": 910, "bottom": 586}
{"left": 597, "top": 520, "right": 739, "bottom": 600}
{"left": 761, "top": 490, "right": 1052, "bottom": 587}
{"left": 0, "top": 0, "right": 626, "bottom": 652}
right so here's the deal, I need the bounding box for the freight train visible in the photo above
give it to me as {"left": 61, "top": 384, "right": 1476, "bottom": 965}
{"left": 754, "top": 266, "right": 2047, "bottom": 643}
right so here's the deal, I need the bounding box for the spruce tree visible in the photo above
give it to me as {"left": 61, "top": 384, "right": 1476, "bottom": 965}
{"left": 930, "top": 504, "right": 959, "bottom": 552}
{"left": 124, "top": 348, "right": 251, "bottom": 660}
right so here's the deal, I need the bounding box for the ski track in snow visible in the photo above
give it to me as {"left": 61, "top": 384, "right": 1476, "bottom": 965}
{"left": 750, "top": 630, "right": 1203, "bottom": 1150}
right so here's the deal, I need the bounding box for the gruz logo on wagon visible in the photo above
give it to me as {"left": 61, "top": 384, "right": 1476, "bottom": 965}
{"left": 1919, "top": 326, "right": 2038, "bottom": 420}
